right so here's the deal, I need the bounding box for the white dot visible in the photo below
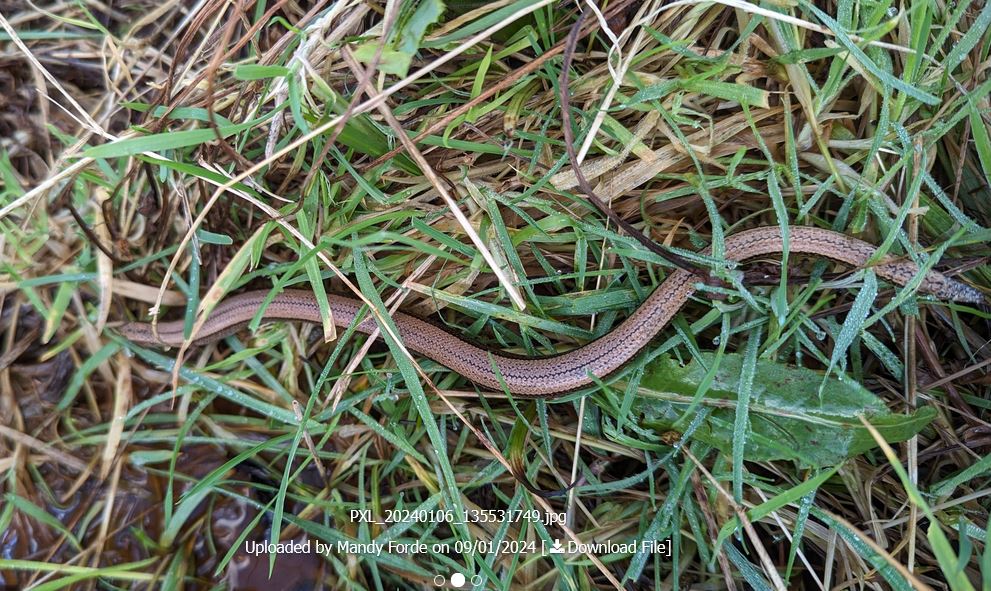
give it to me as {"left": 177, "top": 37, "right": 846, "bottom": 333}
{"left": 451, "top": 573, "right": 466, "bottom": 587}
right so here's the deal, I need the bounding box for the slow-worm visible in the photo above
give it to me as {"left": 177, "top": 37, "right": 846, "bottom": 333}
{"left": 119, "top": 226, "right": 984, "bottom": 397}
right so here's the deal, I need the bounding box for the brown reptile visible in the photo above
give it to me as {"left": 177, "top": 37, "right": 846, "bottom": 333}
{"left": 119, "top": 226, "right": 984, "bottom": 397}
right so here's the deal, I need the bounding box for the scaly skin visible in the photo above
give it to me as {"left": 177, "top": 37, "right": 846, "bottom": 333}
{"left": 118, "top": 226, "right": 984, "bottom": 397}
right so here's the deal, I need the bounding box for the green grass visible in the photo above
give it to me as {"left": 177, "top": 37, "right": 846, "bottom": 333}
{"left": 1, "top": 0, "right": 990, "bottom": 589}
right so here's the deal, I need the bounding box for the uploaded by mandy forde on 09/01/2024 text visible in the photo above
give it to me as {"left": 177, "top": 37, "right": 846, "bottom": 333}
{"left": 239, "top": 507, "right": 673, "bottom": 588}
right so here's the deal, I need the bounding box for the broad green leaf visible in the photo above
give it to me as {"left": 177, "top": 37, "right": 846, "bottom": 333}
{"left": 632, "top": 353, "right": 936, "bottom": 467}
{"left": 352, "top": 0, "right": 445, "bottom": 76}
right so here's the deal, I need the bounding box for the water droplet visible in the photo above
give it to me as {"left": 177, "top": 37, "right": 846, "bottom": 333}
{"left": 887, "top": 7, "right": 897, "bottom": 17}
